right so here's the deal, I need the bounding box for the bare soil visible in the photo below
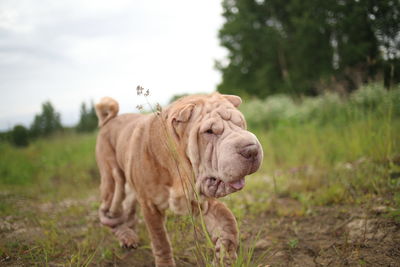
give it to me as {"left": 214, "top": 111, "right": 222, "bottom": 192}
{"left": 246, "top": 200, "right": 400, "bottom": 267}
{"left": 0, "top": 195, "right": 399, "bottom": 267}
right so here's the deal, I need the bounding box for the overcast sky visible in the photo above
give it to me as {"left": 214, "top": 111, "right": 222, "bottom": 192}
{"left": 0, "top": 0, "right": 227, "bottom": 130}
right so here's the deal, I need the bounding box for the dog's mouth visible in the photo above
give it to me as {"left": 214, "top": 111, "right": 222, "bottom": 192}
{"left": 201, "top": 177, "right": 245, "bottom": 198}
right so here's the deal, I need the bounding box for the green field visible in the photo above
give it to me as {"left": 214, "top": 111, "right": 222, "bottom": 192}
{"left": 1, "top": 84, "right": 399, "bottom": 266}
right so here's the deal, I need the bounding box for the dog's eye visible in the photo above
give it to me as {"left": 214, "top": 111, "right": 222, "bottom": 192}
{"left": 205, "top": 129, "right": 214, "bottom": 134}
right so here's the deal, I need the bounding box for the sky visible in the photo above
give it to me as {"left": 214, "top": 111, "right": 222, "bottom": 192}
{"left": 0, "top": 0, "right": 227, "bottom": 130}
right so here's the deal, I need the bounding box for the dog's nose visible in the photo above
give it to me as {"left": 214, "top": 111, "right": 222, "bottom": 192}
{"left": 239, "top": 143, "right": 259, "bottom": 160}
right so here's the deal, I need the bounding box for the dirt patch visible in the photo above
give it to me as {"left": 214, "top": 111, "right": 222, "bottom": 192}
{"left": 1, "top": 195, "right": 399, "bottom": 266}
{"left": 244, "top": 199, "right": 400, "bottom": 266}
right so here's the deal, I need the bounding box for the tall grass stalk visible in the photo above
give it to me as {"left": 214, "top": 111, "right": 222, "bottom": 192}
{"left": 137, "top": 87, "right": 218, "bottom": 265}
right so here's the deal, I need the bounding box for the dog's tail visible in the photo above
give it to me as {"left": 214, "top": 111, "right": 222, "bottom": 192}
{"left": 95, "top": 97, "right": 119, "bottom": 127}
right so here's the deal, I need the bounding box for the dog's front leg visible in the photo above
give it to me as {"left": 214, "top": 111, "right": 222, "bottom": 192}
{"left": 142, "top": 204, "right": 176, "bottom": 267}
{"left": 203, "top": 198, "right": 238, "bottom": 265}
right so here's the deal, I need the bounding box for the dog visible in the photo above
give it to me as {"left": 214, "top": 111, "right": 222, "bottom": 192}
{"left": 95, "top": 92, "right": 263, "bottom": 266}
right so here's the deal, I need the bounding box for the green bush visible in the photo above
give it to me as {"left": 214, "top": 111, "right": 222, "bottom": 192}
{"left": 241, "top": 83, "right": 400, "bottom": 129}
{"left": 11, "top": 125, "right": 30, "bottom": 147}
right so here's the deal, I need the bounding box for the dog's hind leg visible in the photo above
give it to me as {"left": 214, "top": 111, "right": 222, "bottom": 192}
{"left": 121, "top": 183, "right": 138, "bottom": 228}
{"left": 112, "top": 183, "right": 139, "bottom": 249}
{"left": 108, "top": 168, "right": 125, "bottom": 217}
{"left": 98, "top": 164, "right": 125, "bottom": 228}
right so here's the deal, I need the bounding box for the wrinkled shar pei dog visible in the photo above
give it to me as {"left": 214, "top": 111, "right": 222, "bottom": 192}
{"left": 95, "top": 92, "right": 263, "bottom": 266}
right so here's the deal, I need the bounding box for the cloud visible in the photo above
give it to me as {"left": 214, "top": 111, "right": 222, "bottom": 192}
{"left": 0, "top": 0, "right": 226, "bottom": 130}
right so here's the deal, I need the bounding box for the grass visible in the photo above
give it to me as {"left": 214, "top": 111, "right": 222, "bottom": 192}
{"left": 0, "top": 83, "right": 399, "bottom": 266}
{"left": 235, "top": 83, "right": 400, "bottom": 208}
{"left": 0, "top": 132, "right": 98, "bottom": 201}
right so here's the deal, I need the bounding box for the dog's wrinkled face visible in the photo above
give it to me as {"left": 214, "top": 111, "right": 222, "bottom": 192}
{"left": 168, "top": 93, "right": 263, "bottom": 198}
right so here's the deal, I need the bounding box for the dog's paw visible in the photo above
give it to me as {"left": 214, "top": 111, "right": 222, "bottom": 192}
{"left": 215, "top": 237, "right": 237, "bottom": 266}
{"left": 113, "top": 225, "right": 139, "bottom": 249}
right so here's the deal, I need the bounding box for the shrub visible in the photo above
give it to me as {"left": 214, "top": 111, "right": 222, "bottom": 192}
{"left": 11, "top": 125, "right": 30, "bottom": 147}
{"left": 241, "top": 83, "right": 399, "bottom": 129}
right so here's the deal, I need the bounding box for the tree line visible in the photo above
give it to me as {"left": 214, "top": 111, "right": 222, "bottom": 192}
{"left": 217, "top": 0, "right": 400, "bottom": 97}
{"left": 0, "top": 101, "right": 98, "bottom": 147}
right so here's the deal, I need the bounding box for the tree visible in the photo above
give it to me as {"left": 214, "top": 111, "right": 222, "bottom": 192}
{"left": 76, "top": 102, "right": 98, "bottom": 132}
{"left": 217, "top": 0, "right": 400, "bottom": 97}
{"left": 369, "top": 0, "right": 400, "bottom": 87}
{"left": 11, "top": 125, "right": 30, "bottom": 147}
{"left": 30, "top": 101, "right": 62, "bottom": 137}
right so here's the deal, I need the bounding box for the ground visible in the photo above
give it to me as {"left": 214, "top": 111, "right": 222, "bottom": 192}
{"left": 1, "top": 189, "right": 399, "bottom": 266}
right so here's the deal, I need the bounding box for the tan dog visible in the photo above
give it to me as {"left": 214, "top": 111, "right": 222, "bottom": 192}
{"left": 95, "top": 93, "right": 263, "bottom": 266}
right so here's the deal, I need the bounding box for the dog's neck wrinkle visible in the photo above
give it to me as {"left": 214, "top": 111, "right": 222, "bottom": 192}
{"left": 213, "top": 138, "right": 219, "bottom": 173}
{"left": 187, "top": 127, "right": 201, "bottom": 176}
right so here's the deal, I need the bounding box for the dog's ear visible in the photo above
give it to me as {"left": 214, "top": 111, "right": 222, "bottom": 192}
{"left": 173, "top": 103, "right": 195, "bottom": 123}
{"left": 170, "top": 103, "right": 195, "bottom": 139}
{"left": 223, "top": 94, "right": 242, "bottom": 107}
